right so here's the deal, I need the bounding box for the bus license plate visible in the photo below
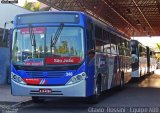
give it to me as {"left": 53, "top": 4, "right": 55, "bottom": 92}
{"left": 39, "top": 89, "right": 52, "bottom": 94}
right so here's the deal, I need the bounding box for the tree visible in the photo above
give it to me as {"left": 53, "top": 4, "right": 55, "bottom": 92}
{"left": 156, "top": 43, "right": 160, "bottom": 50}
{"left": 156, "top": 43, "right": 160, "bottom": 61}
{"left": 23, "top": 0, "right": 40, "bottom": 12}
{"left": 23, "top": 0, "right": 51, "bottom": 12}
{"left": 40, "top": 6, "right": 51, "bottom": 11}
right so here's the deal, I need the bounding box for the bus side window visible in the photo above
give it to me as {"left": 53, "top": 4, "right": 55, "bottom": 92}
{"left": 125, "top": 40, "right": 131, "bottom": 56}
{"left": 118, "top": 38, "right": 125, "bottom": 55}
{"left": 110, "top": 33, "right": 118, "bottom": 54}
{"left": 103, "top": 30, "right": 110, "bottom": 54}
{"left": 86, "top": 19, "right": 94, "bottom": 52}
{"left": 95, "top": 40, "right": 104, "bottom": 52}
{"left": 143, "top": 48, "right": 147, "bottom": 58}
{"left": 95, "top": 25, "right": 104, "bottom": 52}
{"left": 139, "top": 46, "right": 146, "bottom": 57}
{"left": 150, "top": 51, "right": 156, "bottom": 58}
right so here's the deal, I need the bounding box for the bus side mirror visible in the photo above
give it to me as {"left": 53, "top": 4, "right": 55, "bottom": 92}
{"left": 9, "top": 29, "right": 13, "bottom": 46}
{"left": 2, "top": 21, "right": 13, "bottom": 46}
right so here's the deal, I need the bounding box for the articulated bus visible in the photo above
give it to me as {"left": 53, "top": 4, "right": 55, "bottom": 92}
{"left": 131, "top": 40, "right": 156, "bottom": 78}
{"left": 11, "top": 11, "right": 131, "bottom": 103}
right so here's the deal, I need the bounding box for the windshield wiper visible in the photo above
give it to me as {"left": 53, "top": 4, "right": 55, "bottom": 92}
{"left": 29, "top": 24, "right": 36, "bottom": 47}
{"left": 50, "top": 23, "right": 64, "bottom": 54}
{"left": 29, "top": 24, "right": 36, "bottom": 57}
{"left": 51, "top": 23, "right": 64, "bottom": 47}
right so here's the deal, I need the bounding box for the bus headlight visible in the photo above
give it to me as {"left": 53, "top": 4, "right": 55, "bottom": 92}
{"left": 66, "top": 72, "right": 86, "bottom": 85}
{"left": 11, "top": 72, "right": 26, "bottom": 85}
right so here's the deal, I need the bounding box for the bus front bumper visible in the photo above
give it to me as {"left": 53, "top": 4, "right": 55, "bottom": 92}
{"left": 11, "top": 80, "right": 86, "bottom": 97}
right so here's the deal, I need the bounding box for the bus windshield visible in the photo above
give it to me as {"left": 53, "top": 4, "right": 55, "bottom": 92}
{"left": 12, "top": 27, "right": 84, "bottom": 66}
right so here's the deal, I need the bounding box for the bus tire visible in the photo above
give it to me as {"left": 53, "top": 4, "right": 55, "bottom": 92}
{"left": 88, "top": 76, "right": 101, "bottom": 104}
{"left": 32, "top": 96, "right": 44, "bottom": 103}
{"left": 120, "top": 72, "right": 125, "bottom": 89}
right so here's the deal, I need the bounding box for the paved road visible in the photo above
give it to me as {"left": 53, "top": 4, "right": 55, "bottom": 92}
{"left": 4, "top": 72, "right": 160, "bottom": 113}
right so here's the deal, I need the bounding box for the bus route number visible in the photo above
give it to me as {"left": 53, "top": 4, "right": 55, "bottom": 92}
{"left": 66, "top": 72, "right": 73, "bottom": 77}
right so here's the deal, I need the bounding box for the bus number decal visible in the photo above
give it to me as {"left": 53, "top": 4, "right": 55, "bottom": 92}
{"left": 66, "top": 72, "right": 73, "bottom": 76}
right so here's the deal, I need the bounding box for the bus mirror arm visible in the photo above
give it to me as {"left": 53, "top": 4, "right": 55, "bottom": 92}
{"left": 2, "top": 22, "right": 7, "bottom": 43}
{"left": 2, "top": 21, "right": 13, "bottom": 46}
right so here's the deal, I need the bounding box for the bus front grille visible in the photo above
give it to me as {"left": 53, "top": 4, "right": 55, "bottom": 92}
{"left": 25, "top": 71, "right": 66, "bottom": 78}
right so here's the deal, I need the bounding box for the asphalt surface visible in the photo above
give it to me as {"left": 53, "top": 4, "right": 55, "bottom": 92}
{"left": 2, "top": 70, "right": 160, "bottom": 113}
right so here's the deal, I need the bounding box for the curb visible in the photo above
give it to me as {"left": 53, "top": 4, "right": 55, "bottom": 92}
{"left": 0, "top": 99, "right": 32, "bottom": 113}
{"left": 11, "top": 99, "right": 32, "bottom": 108}
{"left": 0, "top": 102, "right": 17, "bottom": 105}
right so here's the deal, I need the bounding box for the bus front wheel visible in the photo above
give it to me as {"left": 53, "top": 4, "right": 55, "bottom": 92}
{"left": 88, "top": 77, "right": 101, "bottom": 104}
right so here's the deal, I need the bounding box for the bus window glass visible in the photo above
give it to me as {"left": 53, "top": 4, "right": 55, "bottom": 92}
{"left": 95, "top": 39, "right": 104, "bottom": 52}
{"left": 110, "top": 33, "right": 117, "bottom": 54}
{"left": 12, "top": 28, "right": 45, "bottom": 66}
{"left": 12, "top": 27, "right": 84, "bottom": 66}
{"left": 86, "top": 20, "right": 94, "bottom": 52}
{"left": 95, "top": 25, "right": 102, "bottom": 40}
{"left": 95, "top": 25, "right": 104, "bottom": 52}
{"left": 45, "top": 27, "right": 84, "bottom": 65}
{"left": 103, "top": 30, "right": 110, "bottom": 53}
{"left": 139, "top": 46, "right": 146, "bottom": 57}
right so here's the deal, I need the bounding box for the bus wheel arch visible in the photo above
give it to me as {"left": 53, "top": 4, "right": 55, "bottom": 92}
{"left": 88, "top": 74, "right": 102, "bottom": 104}
{"left": 95, "top": 74, "right": 102, "bottom": 96}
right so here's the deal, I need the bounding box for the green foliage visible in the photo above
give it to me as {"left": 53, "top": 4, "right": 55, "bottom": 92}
{"left": 23, "top": 0, "right": 34, "bottom": 11}
{"left": 32, "top": 2, "right": 41, "bottom": 11}
{"left": 23, "top": 0, "right": 40, "bottom": 11}
{"left": 156, "top": 43, "right": 160, "bottom": 61}
{"left": 23, "top": 0, "right": 51, "bottom": 12}
{"left": 156, "top": 43, "right": 160, "bottom": 50}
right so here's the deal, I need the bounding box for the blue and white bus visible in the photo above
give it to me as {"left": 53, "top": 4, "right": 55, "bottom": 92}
{"left": 11, "top": 11, "right": 132, "bottom": 103}
{"left": 131, "top": 40, "right": 157, "bottom": 78}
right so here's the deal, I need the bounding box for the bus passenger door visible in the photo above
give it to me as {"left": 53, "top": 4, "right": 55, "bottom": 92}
{"left": 86, "top": 19, "right": 95, "bottom": 96}
{"left": 109, "top": 44, "right": 119, "bottom": 88}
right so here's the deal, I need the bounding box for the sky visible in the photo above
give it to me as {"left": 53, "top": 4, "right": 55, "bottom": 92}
{"left": 17, "top": 0, "right": 38, "bottom": 6}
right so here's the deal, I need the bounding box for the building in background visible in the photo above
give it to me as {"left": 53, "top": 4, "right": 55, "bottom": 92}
{"left": 0, "top": 2, "right": 30, "bottom": 46}
{"left": 19, "top": 0, "right": 57, "bottom": 12}
{"left": 34, "top": 2, "right": 57, "bottom": 11}
{"left": 0, "top": 2, "right": 30, "bottom": 84}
